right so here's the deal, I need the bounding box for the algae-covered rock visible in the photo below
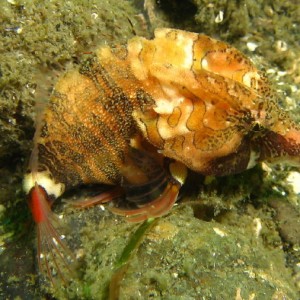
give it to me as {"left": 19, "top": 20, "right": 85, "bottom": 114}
{"left": 0, "top": 0, "right": 146, "bottom": 168}
{"left": 123, "top": 206, "right": 296, "bottom": 299}
{"left": 50, "top": 205, "right": 298, "bottom": 299}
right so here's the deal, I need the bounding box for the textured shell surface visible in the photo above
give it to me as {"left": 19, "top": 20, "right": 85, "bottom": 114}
{"left": 25, "top": 28, "right": 300, "bottom": 196}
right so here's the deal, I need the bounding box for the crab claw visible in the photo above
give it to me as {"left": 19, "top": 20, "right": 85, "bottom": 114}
{"left": 110, "top": 161, "right": 188, "bottom": 222}
{"left": 110, "top": 180, "right": 181, "bottom": 222}
{"left": 67, "top": 187, "right": 124, "bottom": 208}
{"left": 28, "top": 183, "right": 76, "bottom": 285}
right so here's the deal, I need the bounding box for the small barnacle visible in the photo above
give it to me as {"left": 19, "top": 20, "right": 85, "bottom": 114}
{"left": 23, "top": 28, "right": 300, "bottom": 283}
{"left": 91, "top": 12, "right": 98, "bottom": 20}
{"left": 275, "top": 40, "right": 288, "bottom": 52}
{"left": 246, "top": 41, "right": 258, "bottom": 52}
{"left": 215, "top": 10, "right": 224, "bottom": 23}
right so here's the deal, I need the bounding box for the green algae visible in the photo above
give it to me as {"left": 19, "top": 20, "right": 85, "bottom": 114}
{"left": 109, "top": 218, "right": 157, "bottom": 299}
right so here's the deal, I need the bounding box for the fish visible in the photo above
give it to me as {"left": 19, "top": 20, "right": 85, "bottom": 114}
{"left": 22, "top": 28, "right": 300, "bottom": 282}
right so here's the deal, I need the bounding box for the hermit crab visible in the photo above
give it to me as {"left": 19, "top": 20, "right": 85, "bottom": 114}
{"left": 23, "top": 28, "right": 300, "bottom": 282}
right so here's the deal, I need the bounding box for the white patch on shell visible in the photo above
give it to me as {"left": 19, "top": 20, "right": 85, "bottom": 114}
{"left": 154, "top": 83, "right": 193, "bottom": 139}
{"left": 201, "top": 58, "right": 208, "bottom": 69}
{"left": 242, "top": 71, "right": 261, "bottom": 89}
{"left": 154, "top": 30, "right": 194, "bottom": 70}
{"left": 158, "top": 100, "right": 193, "bottom": 140}
{"left": 154, "top": 99, "right": 178, "bottom": 114}
{"left": 154, "top": 84, "right": 185, "bottom": 115}
{"left": 177, "top": 33, "right": 194, "bottom": 69}
{"left": 23, "top": 171, "right": 65, "bottom": 198}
